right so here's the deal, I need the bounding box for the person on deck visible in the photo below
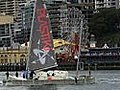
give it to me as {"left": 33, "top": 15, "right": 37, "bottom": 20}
{"left": 15, "top": 71, "right": 18, "bottom": 77}
{"left": 22, "top": 70, "right": 29, "bottom": 79}
{"left": 22, "top": 70, "right": 26, "bottom": 78}
{"left": 6, "top": 71, "right": 9, "bottom": 80}
{"left": 25, "top": 70, "right": 28, "bottom": 79}
{"left": 74, "top": 77, "right": 77, "bottom": 84}
{"left": 29, "top": 70, "right": 36, "bottom": 79}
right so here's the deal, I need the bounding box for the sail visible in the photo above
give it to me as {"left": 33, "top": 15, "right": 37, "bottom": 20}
{"left": 27, "top": 0, "right": 58, "bottom": 71}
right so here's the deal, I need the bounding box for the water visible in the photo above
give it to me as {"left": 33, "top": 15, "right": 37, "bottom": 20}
{"left": 0, "top": 70, "right": 120, "bottom": 90}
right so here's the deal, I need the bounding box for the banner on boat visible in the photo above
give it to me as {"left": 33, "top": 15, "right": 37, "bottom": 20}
{"left": 28, "top": 0, "right": 57, "bottom": 71}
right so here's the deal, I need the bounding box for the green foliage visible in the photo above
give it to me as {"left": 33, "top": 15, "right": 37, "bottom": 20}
{"left": 89, "top": 8, "right": 120, "bottom": 47}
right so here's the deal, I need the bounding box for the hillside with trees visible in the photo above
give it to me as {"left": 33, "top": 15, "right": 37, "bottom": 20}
{"left": 89, "top": 8, "right": 120, "bottom": 47}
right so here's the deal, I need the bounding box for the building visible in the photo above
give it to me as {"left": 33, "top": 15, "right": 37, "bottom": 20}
{"left": 46, "top": 0, "right": 68, "bottom": 38}
{"left": 14, "top": 0, "right": 34, "bottom": 44}
{"left": 0, "top": 0, "right": 26, "bottom": 16}
{"left": 67, "top": 0, "right": 78, "bottom": 3}
{"left": 0, "top": 15, "right": 14, "bottom": 47}
{"left": 0, "top": 39, "right": 74, "bottom": 71}
{"left": 0, "top": 0, "right": 92, "bottom": 47}
{"left": 0, "top": 46, "right": 28, "bottom": 71}
{"left": 81, "top": 47, "right": 120, "bottom": 70}
{"left": 0, "top": 0, "right": 26, "bottom": 47}
{"left": 0, "top": 0, "right": 34, "bottom": 46}
{"left": 0, "top": 0, "right": 120, "bottom": 47}
{"left": 95, "top": 0, "right": 120, "bottom": 9}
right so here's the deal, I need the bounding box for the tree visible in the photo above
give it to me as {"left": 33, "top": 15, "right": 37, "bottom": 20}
{"left": 89, "top": 8, "right": 120, "bottom": 47}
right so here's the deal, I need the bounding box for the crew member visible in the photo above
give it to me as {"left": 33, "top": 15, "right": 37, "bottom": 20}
{"left": 75, "top": 77, "right": 77, "bottom": 84}
{"left": 25, "top": 70, "right": 28, "bottom": 79}
{"left": 22, "top": 70, "right": 25, "bottom": 78}
{"left": 6, "top": 71, "right": 9, "bottom": 80}
{"left": 29, "top": 70, "right": 36, "bottom": 79}
{"left": 15, "top": 71, "right": 18, "bottom": 77}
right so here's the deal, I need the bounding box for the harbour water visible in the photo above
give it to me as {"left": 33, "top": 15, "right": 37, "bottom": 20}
{"left": 0, "top": 70, "right": 120, "bottom": 90}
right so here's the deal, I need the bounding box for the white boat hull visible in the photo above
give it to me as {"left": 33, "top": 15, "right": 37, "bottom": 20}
{"left": 3, "top": 71, "right": 95, "bottom": 86}
{"left": 3, "top": 76, "right": 95, "bottom": 86}
{"left": 34, "top": 70, "right": 69, "bottom": 80}
{"left": 9, "top": 75, "right": 27, "bottom": 81}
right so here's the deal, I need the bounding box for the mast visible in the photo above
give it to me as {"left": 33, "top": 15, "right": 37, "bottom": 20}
{"left": 26, "top": 0, "right": 36, "bottom": 71}
{"left": 76, "top": 16, "right": 84, "bottom": 78}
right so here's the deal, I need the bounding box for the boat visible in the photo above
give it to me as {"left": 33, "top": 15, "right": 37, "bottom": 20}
{"left": 2, "top": 0, "right": 95, "bottom": 86}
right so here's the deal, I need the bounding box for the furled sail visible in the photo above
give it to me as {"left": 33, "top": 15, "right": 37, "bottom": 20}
{"left": 27, "top": 0, "right": 58, "bottom": 71}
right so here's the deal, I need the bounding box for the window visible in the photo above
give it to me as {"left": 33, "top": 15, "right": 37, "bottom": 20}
{"left": 5, "top": 59, "right": 7, "bottom": 63}
{"left": 1, "top": 59, "right": 3, "bottom": 63}
{"left": 5, "top": 55, "right": 7, "bottom": 57}
{"left": 9, "top": 59, "right": 11, "bottom": 63}
{"left": 20, "top": 58, "right": 23, "bottom": 63}
{"left": 14, "top": 60, "right": 16, "bottom": 63}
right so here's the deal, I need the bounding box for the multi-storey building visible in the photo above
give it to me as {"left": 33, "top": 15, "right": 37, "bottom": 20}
{"left": 0, "top": 0, "right": 26, "bottom": 17}
{"left": 77, "top": 0, "right": 95, "bottom": 21}
{"left": 0, "top": 0, "right": 26, "bottom": 47}
{"left": 46, "top": 1, "right": 67, "bottom": 38}
{"left": 16, "top": 0, "right": 89, "bottom": 46}
{"left": 14, "top": 0, "right": 34, "bottom": 44}
{"left": 1, "top": 0, "right": 119, "bottom": 47}
{"left": 46, "top": 0, "right": 89, "bottom": 52}
{"left": 0, "top": 0, "right": 94, "bottom": 47}
{"left": 95, "top": 0, "right": 120, "bottom": 9}
{"left": 0, "top": 46, "right": 27, "bottom": 71}
{"left": 0, "top": 15, "right": 14, "bottom": 47}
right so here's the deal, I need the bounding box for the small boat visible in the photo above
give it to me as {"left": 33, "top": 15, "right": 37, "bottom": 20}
{"left": 3, "top": 0, "right": 95, "bottom": 86}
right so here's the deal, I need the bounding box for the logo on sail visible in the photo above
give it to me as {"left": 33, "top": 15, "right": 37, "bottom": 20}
{"left": 32, "top": 48, "right": 54, "bottom": 64}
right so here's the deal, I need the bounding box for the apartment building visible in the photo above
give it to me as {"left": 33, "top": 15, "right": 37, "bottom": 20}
{"left": 0, "top": 0, "right": 26, "bottom": 47}
{"left": 0, "top": 15, "right": 14, "bottom": 47}
{"left": 95, "top": 0, "right": 120, "bottom": 9}
{"left": 14, "top": 0, "right": 34, "bottom": 44}
{"left": 0, "top": 0, "right": 26, "bottom": 16}
{"left": 1, "top": 0, "right": 119, "bottom": 47}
